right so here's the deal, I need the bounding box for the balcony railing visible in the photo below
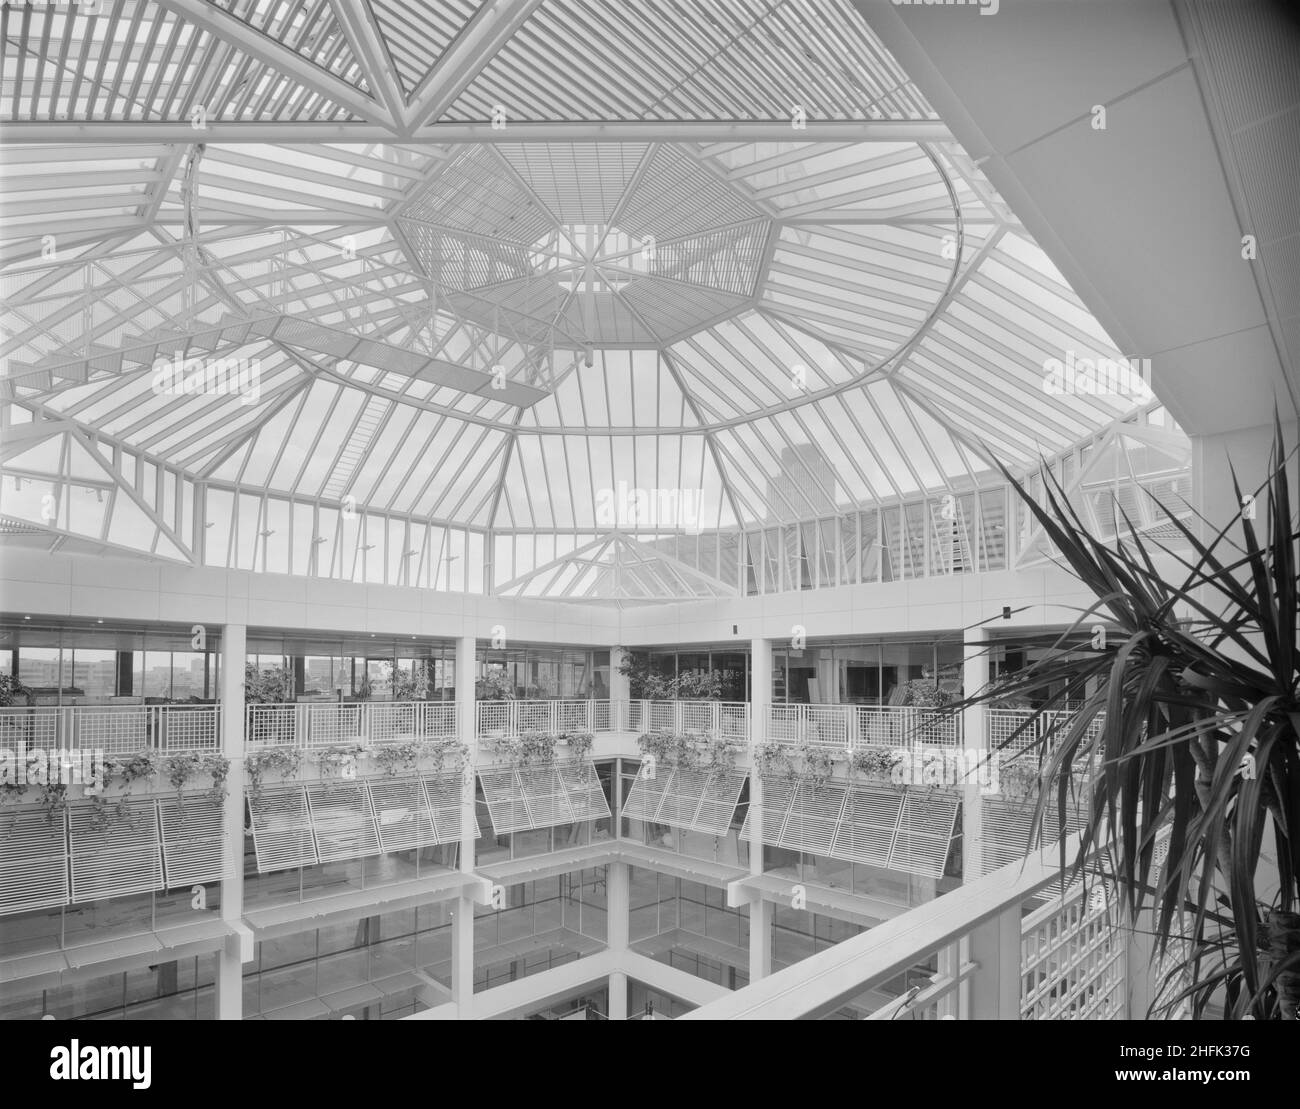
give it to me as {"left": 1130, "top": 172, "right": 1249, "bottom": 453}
{"left": 475, "top": 699, "right": 618, "bottom": 740}
{"left": 624, "top": 699, "right": 750, "bottom": 739}
{"left": 0, "top": 704, "right": 220, "bottom": 753}
{"left": 765, "top": 704, "right": 963, "bottom": 750}
{"left": 986, "top": 707, "right": 1106, "bottom": 756}
{"left": 246, "top": 701, "right": 458, "bottom": 748}
{"left": 687, "top": 835, "right": 1142, "bottom": 1020}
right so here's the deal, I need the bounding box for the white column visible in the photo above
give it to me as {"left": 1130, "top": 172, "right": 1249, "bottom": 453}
{"left": 749, "top": 900, "right": 772, "bottom": 984}
{"left": 748, "top": 638, "right": 772, "bottom": 981}
{"left": 607, "top": 861, "right": 630, "bottom": 1019}
{"left": 216, "top": 623, "right": 246, "bottom": 1021}
{"left": 609, "top": 972, "right": 628, "bottom": 1021}
{"left": 962, "top": 625, "right": 991, "bottom": 880}
{"left": 455, "top": 634, "right": 476, "bottom": 876}
{"left": 453, "top": 634, "right": 477, "bottom": 1018}
{"left": 451, "top": 896, "right": 475, "bottom": 1020}
{"left": 609, "top": 644, "right": 630, "bottom": 730}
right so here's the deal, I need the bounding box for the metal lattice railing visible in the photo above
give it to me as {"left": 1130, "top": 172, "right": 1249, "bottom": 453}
{"left": 1021, "top": 881, "right": 1126, "bottom": 1019}
{"left": 763, "top": 705, "right": 963, "bottom": 750}
{"left": 0, "top": 705, "right": 221, "bottom": 753}
{"left": 474, "top": 699, "right": 615, "bottom": 739}
{"left": 623, "top": 700, "right": 750, "bottom": 739}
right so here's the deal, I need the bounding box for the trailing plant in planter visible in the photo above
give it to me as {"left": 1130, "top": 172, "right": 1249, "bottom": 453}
{"left": 436, "top": 739, "right": 470, "bottom": 778}
{"left": 997, "top": 759, "right": 1043, "bottom": 804}
{"left": 514, "top": 730, "right": 557, "bottom": 768}
{"left": 373, "top": 740, "right": 422, "bottom": 777}
{"left": 158, "top": 752, "right": 231, "bottom": 812}
{"left": 958, "top": 417, "right": 1300, "bottom": 1020}
{"left": 753, "top": 741, "right": 795, "bottom": 782}
{"left": 560, "top": 731, "right": 595, "bottom": 760}
{"left": 797, "top": 744, "right": 838, "bottom": 792}
{"left": 372, "top": 738, "right": 468, "bottom": 777}
{"left": 245, "top": 747, "right": 301, "bottom": 803}
{"left": 312, "top": 743, "right": 366, "bottom": 790}
{"left": 699, "top": 735, "right": 742, "bottom": 773}
{"left": 850, "top": 746, "right": 904, "bottom": 785}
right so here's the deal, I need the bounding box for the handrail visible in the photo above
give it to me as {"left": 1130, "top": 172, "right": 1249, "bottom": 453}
{"left": 685, "top": 834, "right": 1085, "bottom": 1020}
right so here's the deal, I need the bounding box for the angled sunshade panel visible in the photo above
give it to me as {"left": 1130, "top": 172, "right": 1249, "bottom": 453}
{"left": 830, "top": 786, "right": 905, "bottom": 868}
{"left": 555, "top": 760, "right": 612, "bottom": 823}
{"left": 305, "top": 782, "right": 382, "bottom": 863}
{"left": 516, "top": 765, "right": 575, "bottom": 829}
{"left": 0, "top": 807, "right": 69, "bottom": 915}
{"left": 887, "top": 791, "right": 961, "bottom": 878}
{"left": 740, "top": 776, "right": 797, "bottom": 846}
{"left": 424, "top": 772, "right": 480, "bottom": 843}
{"left": 692, "top": 770, "right": 747, "bottom": 836}
{"left": 368, "top": 777, "right": 441, "bottom": 852}
{"left": 157, "top": 797, "right": 225, "bottom": 887}
{"left": 778, "top": 782, "right": 850, "bottom": 857}
{"left": 248, "top": 786, "right": 318, "bottom": 873}
{"left": 477, "top": 766, "right": 533, "bottom": 835}
{"left": 656, "top": 767, "right": 712, "bottom": 829}
{"left": 68, "top": 800, "right": 163, "bottom": 903}
{"left": 621, "top": 766, "right": 676, "bottom": 823}
{"left": 982, "top": 793, "right": 1089, "bottom": 874}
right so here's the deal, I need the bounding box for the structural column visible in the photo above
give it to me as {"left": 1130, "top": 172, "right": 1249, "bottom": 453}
{"left": 216, "top": 623, "right": 247, "bottom": 1021}
{"left": 452, "top": 633, "right": 477, "bottom": 1017}
{"left": 961, "top": 625, "right": 991, "bottom": 880}
{"left": 607, "top": 861, "right": 630, "bottom": 1019}
{"left": 748, "top": 637, "right": 772, "bottom": 982}
{"left": 609, "top": 643, "right": 630, "bottom": 730}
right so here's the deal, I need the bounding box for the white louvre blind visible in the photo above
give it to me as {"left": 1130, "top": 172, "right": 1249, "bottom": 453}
{"left": 424, "top": 772, "right": 480, "bottom": 842}
{"left": 692, "top": 769, "right": 746, "bottom": 835}
{"left": 477, "top": 767, "right": 533, "bottom": 835}
{"left": 743, "top": 781, "right": 962, "bottom": 877}
{"left": 555, "top": 759, "right": 612, "bottom": 823}
{"left": 306, "top": 782, "right": 382, "bottom": 863}
{"left": 68, "top": 800, "right": 163, "bottom": 903}
{"left": 830, "top": 786, "right": 904, "bottom": 867}
{"left": 655, "top": 768, "right": 710, "bottom": 828}
{"left": 248, "top": 786, "right": 318, "bottom": 873}
{"left": 368, "top": 777, "right": 440, "bottom": 852}
{"left": 983, "top": 794, "right": 1089, "bottom": 873}
{"left": 517, "top": 765, "right": 574, "bottom": 829}
{"left": 889, "top": 791, "right": 961, "bottom": 877}
{"left": 779, "top": 782, "right": 849, "bottom": 856}
{"left": 740, "top": 776, "right": 797, "bottom": 845}
{"left": 477, "top": 761, "right": 608, "bottom": 834}
{"left": 0, "top": 808, "right": 69, "bottom": 915}
{"left": 621, "top": 766, "right": 674, "bottom": 823}
{"left": 157, "top": 797, "right": 224, "bottom": 886}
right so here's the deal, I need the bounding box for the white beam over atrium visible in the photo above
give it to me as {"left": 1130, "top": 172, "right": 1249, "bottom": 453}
{"left": 0, "top": 121, "right": 954, "bottom": 144}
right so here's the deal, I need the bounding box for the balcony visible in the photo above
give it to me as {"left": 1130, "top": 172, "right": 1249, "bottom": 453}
{"left": 475, "top": 699, "right": 617, "bottom": 740}
{"left": 766, "top": 704, "right": 962, "bottom": 751}
{"left": 0, "top": 704, "right": 220, "bottom": 753}
{"left": 693, "top": 834, "right": 1167, "bottom": 1020}
{"left": 246, "top": 701, "right": 457, "bottom": 749}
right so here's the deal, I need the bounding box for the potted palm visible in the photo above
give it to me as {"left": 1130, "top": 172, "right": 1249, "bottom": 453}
{"left": 963, "top": 418, "right": 1299, "bottom": 1019}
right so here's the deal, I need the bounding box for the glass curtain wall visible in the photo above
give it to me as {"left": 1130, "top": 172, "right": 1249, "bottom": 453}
{"left": 476, "top": 645, "right": 608, "bottom": 699}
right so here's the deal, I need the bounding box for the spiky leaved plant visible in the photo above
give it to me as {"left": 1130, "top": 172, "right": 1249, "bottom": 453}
{"left": 962, "top": 418, "right": 1300, "bottom": 1019}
